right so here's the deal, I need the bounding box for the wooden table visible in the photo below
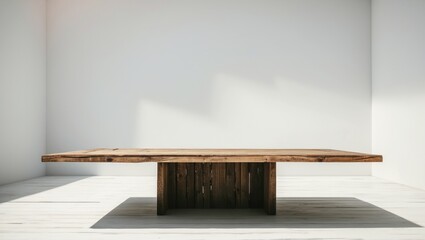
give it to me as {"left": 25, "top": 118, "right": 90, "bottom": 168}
{"left": 42, "top": 148, "right": 382, "bottom": 215}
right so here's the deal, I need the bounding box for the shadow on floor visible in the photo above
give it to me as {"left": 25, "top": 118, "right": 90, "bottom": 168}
{"left": 91, "top": 197, "right": 421, "bottom": 228}
{"left": 0, "top": 176, "right": 87, "bottom": 203}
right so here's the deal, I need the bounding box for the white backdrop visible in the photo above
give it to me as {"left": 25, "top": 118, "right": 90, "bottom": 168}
{"left": 46, "top": 0, "right": 372, "bottom": 176}
{"left": 0, "top": 0, "right": 46, "bottom": 185}
{"left": 372, "top": 0, "right": 425, "bottom": 190}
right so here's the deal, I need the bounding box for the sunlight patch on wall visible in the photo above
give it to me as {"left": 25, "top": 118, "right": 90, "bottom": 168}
{"left": 134, "top": 73, "right": 367, "bottom": 151}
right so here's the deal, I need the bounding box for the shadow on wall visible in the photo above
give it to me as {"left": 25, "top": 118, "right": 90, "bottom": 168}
{"left": 0, "top": 176, "right": 86, "bottom": 203}
{"left": 91, "top": 197, "right": 420, "bottom": 229}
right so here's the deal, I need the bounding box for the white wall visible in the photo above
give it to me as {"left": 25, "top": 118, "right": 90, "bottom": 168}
{"left": 0, "top": 0, "right": 46, "bottom": 185}
{"left": 372, "top": 0, "right": 425, "bottom": 190}
{"left": 47, "top": 0, "right": 373, "bottom": 176}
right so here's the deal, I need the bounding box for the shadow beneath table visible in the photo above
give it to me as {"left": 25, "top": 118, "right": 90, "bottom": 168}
{"left": 0, "top": 176, "right": 87, "bottom": 203}
{"left": 91, "top": 197, "right": 421, "bottom": 229}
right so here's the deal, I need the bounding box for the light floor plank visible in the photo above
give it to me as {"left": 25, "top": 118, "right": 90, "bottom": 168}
{"left": 1, "top": 176, "right": 425, "bottom": 240}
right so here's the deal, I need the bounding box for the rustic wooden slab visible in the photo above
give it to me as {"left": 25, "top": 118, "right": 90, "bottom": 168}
{"left": 42, "top": 148, "right": 382, "bottom": 163}
{"left": 43, "top": 148, "right": 381, "bottom": 216}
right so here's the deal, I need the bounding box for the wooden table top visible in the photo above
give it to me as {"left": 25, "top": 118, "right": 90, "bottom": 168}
{"left": 42, "top": 148, "right": 382, "bottom": 163}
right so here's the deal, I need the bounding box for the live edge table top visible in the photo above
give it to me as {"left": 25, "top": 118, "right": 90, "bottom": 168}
{"left": 42, "top": 148, "right": 382, "bottom": 163}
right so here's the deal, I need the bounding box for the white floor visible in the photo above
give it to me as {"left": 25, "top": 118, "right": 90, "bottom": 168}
{"left": 1, "top": 176, "right": 425, "bottom": 240}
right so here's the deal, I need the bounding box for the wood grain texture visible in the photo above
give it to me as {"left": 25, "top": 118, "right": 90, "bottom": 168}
{"left": 225, "top": 163, "right": 236, "bottom": 208}
{"left": 235, "top": 163, "right": 242, "bottom": 208}
{"left": 264, "top": 163, "right": 276, "bottom": 215}
{"left": 249, "top": 163, "right": 264, "bottom": 208}
{"left": 157, "top": 163, "right": 167, "bottom": 215}
{"left": 194, "top": 163, "right": 203, "bottom": 208}
{"left": 211, "top": 163, "right": 226, "bottom": 208}
{"left": 167, "top": 163, "right": 176, "bottom": 209}
{"left": 186, "top": 163, "right": 195, "bottom": 208}
{"left": 176, "top": 163, "right": 187, "bottom": 208}
{"left": 42, "top": 148, "right": 383, "bottom": 163}
{"left": 202, "top": 163, "right": 211, "bottom": 208}
{"left": 165, "top": 163, "right": 270, "bottom": 211}
{"left": 239, "top": 163, "right": 250, "bottom": 208}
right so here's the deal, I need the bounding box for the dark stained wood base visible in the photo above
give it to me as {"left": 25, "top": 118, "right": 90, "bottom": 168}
{"left": 157, "top": 162, "right": 276, "bottom": 215}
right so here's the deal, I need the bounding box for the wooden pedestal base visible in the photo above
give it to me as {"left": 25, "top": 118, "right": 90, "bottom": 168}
{"left": 157, "top": 162, "right": 276, "bottom": 215}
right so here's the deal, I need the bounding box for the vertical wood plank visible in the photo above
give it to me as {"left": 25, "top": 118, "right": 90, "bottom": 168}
{"left": 194, "top": 163, "right": 203, "bottom": 208}
{"left": 257, "top": 163, "right": 265, "bottom": 208}
{"left": 264, "top": 163, "right": 269, "bottom": 211}
{"left": 235, "top": 163, "right": 241, "bottom": 208}
{"left": 225, "top": 163, "right": 236, "bottom": 208}
{"left": 240, "top": 163, "right": 250, "bottom": 208}
{"left": 264, "top": 162, "right": 276, "bottom": 215}
{"left": 186, "top": 163, "right": 195, "bottom": 208}
{"left": 157, "top": 163, "right": 168, "bottom": 215}
{"left": 167, "top": 163, "right": 176, "bottom": 209}
{"left": 249, "top": 163, "right": 264, "bottom": 208}
{"left": 211, "top": 163, "right": 226, "bottom": 208}
{"left": 203, "top": 163, "right": 211, "bottom": 208}
{"left": 176, "top": 163, "right": 187, "bottom": 208}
